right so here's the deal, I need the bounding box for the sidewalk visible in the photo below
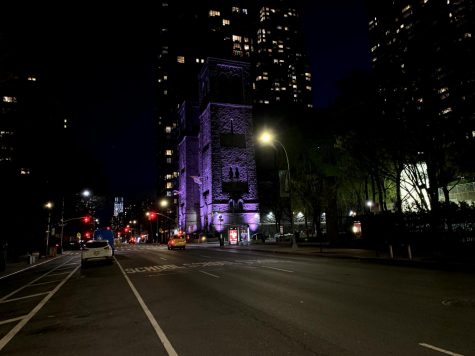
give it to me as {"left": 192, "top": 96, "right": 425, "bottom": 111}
{"left": 208, "top": 241, "right": 475, "bottom": 271}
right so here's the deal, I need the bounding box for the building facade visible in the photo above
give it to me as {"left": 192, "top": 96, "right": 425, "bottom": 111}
{"left": 157, "top": 0, "right": 313, "bottom": 232}
{"left": 178, "top": 59, "right": 260, "bottom": 239}
{"left": 366, "top": 0, "right": 475, "bottom": 205}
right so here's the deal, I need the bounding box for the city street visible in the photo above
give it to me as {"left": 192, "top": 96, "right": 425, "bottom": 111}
{"left": 1, "top": 244, "right": 474, "bottom": 355}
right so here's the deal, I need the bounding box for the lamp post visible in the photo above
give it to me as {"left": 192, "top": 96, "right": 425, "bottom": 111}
{"left": 259, "top": 131, "right": 297, "bottom": 249}
{"left": 159, "top": 199, "right": 169, "bottom": 243}
{"left": 44, "top": 201, "right": 53, "bottom": 257}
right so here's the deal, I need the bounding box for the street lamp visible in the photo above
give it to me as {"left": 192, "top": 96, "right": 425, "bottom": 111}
{"left": 159, "top": 199, "right": 169, "bottom": 243}
{"left": 44, "top": 201, "right": 53, "bottom": 257}
{"left": 259, "top": 131, "right": 297, "bottom": 249}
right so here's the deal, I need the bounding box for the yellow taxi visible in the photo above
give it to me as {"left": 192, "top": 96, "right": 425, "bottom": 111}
{"left": 167, "top": 234, "right": 186, "bottom": 250}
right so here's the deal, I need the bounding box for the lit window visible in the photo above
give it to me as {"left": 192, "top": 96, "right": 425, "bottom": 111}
{"left": 242, "top": 8, "right": 248, "bottom": 14}
{"left": 2, "top": 96, "right": 16, "bottom": 103}
{"left": 27, "top": 76, "right": 37, "bottom": 81}
{"left": 209, "top": 10, "right": 220, "bottom": 17}
{"left": 232, "top": 6, "right": 240, "bottom": 13}
{"left": 166, "top": 182, "right": 173, "bottom": 189}
{"left": 177, "top": 56, "right": 185, "bottom": 64}
{"left": 223, "top": 19, "right": 230, "bottom": 25}
{"left": 165, "top": 150, "right": 173, "bottom": 156}
{"left": 232, "top": 35, "right": 242, "bottom": 42}
{"left": 165, "top": 126, "right": 172, "bottom": 133}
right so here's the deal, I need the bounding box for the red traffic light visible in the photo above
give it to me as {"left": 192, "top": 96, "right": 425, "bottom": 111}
{"left": 83, "top": 216, "right": 91, "bottom": 223}
{"left": 149, "top": 212, "right": 156, "bottom": 220}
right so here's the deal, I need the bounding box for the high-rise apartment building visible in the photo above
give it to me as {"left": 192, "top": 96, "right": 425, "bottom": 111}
{"left": 367, "top": 0, "right": 474, "bottom": 153}
{"left": 366, "top": 0, "right": 475, "bottom": 204}
{"left": 0, "top": 33, "right": 66, "bottom": 256}
{"left": 155, "top": 0, "right": 313, "bottom": 226}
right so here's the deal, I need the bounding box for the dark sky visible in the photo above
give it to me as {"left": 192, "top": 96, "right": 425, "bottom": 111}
{"left": 302, "top": 0, "right": 372, "bottom": 108}
{"left": 3, "top": 1, "right": 371, "bottom": 200}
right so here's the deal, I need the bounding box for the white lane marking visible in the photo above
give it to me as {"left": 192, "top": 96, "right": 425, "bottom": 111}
{"left": 30, "top": 280, "right": 63, "bottom": 286}
{"left": 115, "top": 257, "right": 178, "bottom": 356}
{"left": 0, "top": 315, "right": 26, "bottom": 326}
{"left": 419, "top": 343, "right": 464, "bottom": 356}
{"left": 0, "top": 265, "right": 79, "bottom": 351}
{"left": 0, "top": 292, "right": 49, "bottom": 304}
{"left": 199, "top": 270, "right": 220, "bottom": 278}
{"left": 0, "top": 256, "right": 62, "bottom": 281}
{"left": 0, "top": 258, "right": 76, "bottom": 301}
{"left": 261, "top": 265, "right": 294, "bottom": 273}
{"left": 48, "top": 271, "right": 73, "bottom": 276}
{"left": 160, "top": 257, "right": 168, "bottom": 261}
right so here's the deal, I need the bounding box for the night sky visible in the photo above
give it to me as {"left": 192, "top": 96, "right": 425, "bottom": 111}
{"left": 2, "top": 0, "right": 371, "bottom": 200}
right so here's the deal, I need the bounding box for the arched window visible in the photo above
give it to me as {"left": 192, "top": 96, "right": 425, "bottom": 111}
{"left": 229, "top": 199, "right": 235, "bottom": 210}
{"left": 237, "top": 199, "right": 244, "bottom": 211}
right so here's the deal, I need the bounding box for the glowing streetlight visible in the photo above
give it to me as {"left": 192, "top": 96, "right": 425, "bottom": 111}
{"left": 44, "top": 201, "right": 53, "bottom": 257}
{"left": 258, "top": 131, "right": 297, "bottom": 249}
{"left": 160, "top": 199, "right": 168, "bottom": 208}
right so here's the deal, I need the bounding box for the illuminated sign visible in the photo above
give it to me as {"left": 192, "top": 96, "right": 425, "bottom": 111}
{"left": 229, "top": 228, "right": 238, "bottom": 245}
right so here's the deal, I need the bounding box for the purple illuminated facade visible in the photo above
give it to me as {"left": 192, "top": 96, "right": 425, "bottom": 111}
{"left": 178, "top": 58, "right": 260, "bottom": 237}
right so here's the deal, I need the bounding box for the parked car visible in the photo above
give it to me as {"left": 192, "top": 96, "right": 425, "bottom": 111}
{"left": 81, "top": 239, "right": 113, "bottom": 267}
{"left": 167, "top": 235, "right": 186, "bottom": 250}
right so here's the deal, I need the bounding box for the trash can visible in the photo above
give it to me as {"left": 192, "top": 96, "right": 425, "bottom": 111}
{"left": 29, "top": 254, "right": 37, "bottom": 264}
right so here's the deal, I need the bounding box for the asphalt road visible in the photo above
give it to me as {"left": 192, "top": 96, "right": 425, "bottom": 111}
{"left": 1, "top": 244, "right": 474, "bottom": 355}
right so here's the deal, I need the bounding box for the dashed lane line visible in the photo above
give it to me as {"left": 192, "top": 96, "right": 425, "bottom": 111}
{"left": 115, "top": 257, "right": 178, "bottom": 356}
{"left": 419, "top": 343, "right": 464, "bottom": 356}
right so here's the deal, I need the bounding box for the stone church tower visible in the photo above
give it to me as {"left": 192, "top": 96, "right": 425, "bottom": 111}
{"left": 178, "top": 58, "right": 260, "bottom": 240}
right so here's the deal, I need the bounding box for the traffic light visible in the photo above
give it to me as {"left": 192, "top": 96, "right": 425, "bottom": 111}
{"left": 149, "top": 212, "right": 156, "bottom": 220}
{"left": 83, "top": 216, "right": 91, "bottom": 223}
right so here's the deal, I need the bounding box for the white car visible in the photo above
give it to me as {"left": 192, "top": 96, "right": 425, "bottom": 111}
{"left": 81, "top": 239, "right": 113, "bottom": 267}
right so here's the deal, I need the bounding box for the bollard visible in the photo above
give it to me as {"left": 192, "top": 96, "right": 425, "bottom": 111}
{"left": 389, "top": 244, "right": 394, "bottom": 259}
{"left": 407, "top": 244, "right": 412, "bottom": 260}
